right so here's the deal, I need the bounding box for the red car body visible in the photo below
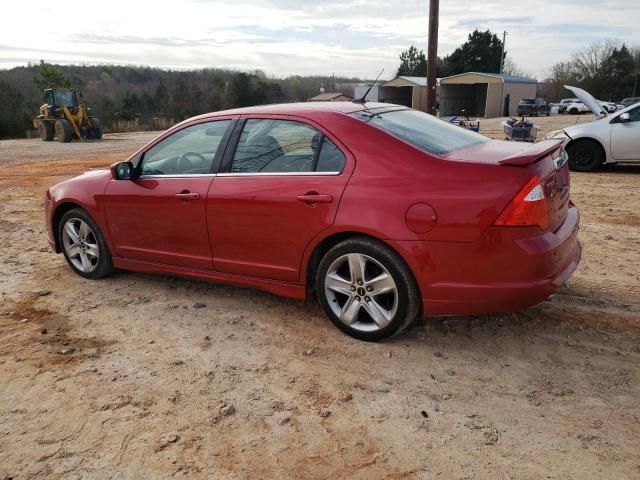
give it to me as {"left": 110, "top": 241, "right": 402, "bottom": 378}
{"left": 45, "top": 102, "right": 581, "bottom": 318}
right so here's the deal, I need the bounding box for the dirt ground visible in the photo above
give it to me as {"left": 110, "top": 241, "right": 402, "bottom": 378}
{"left": 1, "top": 116, "right": 639, "bottom": 480}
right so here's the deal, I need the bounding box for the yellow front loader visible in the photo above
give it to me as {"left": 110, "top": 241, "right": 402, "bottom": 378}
{"left": 33, "top": 88, "right": 103, "bottom": 142}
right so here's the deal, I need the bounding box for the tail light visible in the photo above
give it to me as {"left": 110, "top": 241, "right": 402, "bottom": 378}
{"left": 494, "top": 176, "right": 549, "bottom": 230}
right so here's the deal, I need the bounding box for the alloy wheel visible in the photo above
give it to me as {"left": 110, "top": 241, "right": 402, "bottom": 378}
{"left": 62, "top": 218, "right": 100, "bottom": 273}
{"left": 324, "top": 253, "right": 399, "bottom": 332}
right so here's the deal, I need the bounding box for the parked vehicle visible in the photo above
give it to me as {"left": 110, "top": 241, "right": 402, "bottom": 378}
{"left": 516, "top": 97, "right": 550, "bottom": 116}
{"left": 597, "top": 100, "right": 619, "bottom": 113}
{"left": 564, "top": 101, "right": 592, "bottom": 115}
{"left": 558, "top": 98, "right": 580, "bottom": 114}
{"left": 620, "top": 97, "right": 640, "bottom": 108}
{"left": 546, "top": 86, "right": 640, "bottom": 171}
{"left": 45, "top": 102, "right": 581, "bottom": 341}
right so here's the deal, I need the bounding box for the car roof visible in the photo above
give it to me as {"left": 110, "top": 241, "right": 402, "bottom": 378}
{"left": 187, "top": 101, "right": 400, "bottom": 121}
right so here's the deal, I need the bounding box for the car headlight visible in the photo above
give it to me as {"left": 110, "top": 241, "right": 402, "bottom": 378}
{"left": 545, "top": 129, "right": 567, "bottom": 140}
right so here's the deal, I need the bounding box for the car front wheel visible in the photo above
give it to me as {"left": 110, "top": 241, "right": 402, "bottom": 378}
{"left": 567, "top": 140, "right": 603, "bottom": 172}
{"left": 316, "top": 237, "right": 420, "bottom": 341}
{"left": 59, "top": 208, "right": 114, "bottom": 279}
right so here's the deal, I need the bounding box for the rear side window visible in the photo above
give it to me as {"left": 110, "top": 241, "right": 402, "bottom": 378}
{"left": 352, "top": 108, "right": 488, "bottom": 155}
{"left": 316, "top": 138, "right": 346, "bottom": 172}
{"left": 230, "top": 119, "right": 346, "bottom": 174}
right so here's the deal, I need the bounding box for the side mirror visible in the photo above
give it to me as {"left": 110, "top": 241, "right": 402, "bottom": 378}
{"left": 111, "top": 161, "right": 134, "bottom": 180}
{"left": 618, "top": 112, "right": 630, "bottom": 123}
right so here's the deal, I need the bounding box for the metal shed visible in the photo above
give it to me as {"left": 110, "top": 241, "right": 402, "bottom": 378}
{"left": 376, "top": 76, "right": 441, "bottom": 111}
{"left": 439, "top": 72, "right": 538, "bottom": 118}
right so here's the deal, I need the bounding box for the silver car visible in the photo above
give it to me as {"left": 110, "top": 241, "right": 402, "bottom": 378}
{"left": 546, "top": 86, "right": 640, "bottom": 171}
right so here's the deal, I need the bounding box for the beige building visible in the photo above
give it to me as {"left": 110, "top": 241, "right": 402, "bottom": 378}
{"left": 439, "top": 72, "right": 538, "bottom": 118}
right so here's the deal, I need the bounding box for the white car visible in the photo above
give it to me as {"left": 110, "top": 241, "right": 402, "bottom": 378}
{"left": 546, "top": 86, "right": 640, "bottom": 171}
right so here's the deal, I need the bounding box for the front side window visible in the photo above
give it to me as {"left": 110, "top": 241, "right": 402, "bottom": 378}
{"left": 352, "top": 107, "right": 489, "bottom": 155}
{"left": 141, "top": 120, "right": 231, "bottom": 175}
{"left": 230, "top": 119, "right": 345, "bottom": 174}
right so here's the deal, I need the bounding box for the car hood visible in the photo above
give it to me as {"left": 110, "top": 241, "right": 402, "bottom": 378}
{"left": 564, "top": 85, "right": 606, "bottom": 116}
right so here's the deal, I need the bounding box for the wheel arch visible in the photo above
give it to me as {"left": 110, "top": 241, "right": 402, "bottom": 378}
{"left": 303, "top": 230, "right": 423, "bottom": 301}
{"left": 51, "top": 202, "right": 84, "bottom": 252}
{"left": 565, "top": 136, "right": 609, "bottom": 164}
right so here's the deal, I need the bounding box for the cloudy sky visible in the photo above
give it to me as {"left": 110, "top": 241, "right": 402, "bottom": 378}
{"left": 1, "top": 0, "right": 638, "bottom": 80}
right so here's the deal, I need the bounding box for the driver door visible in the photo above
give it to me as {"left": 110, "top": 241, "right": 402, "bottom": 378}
{"left": 104, "top": 118, "right": 234, "bottom": 269}
{"left": 611, "top": 106, "right": 640, "bottom": 161}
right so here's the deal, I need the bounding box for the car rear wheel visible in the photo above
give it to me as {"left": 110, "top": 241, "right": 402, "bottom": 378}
{"left": 569, "top": 108, "right": 579, "bottom": 115}
{"left": 567, "top": 140, "right": 603, "bottom": 172}
{"left": 316, "top": 237, "right": 420, "bottom": 341}
{"left": 59, "top": 208, "right": 114, "bottom": 279}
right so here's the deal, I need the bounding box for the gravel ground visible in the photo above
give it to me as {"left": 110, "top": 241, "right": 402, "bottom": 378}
{"left": 1, "top": 115, "right": 639, "bottom": 479}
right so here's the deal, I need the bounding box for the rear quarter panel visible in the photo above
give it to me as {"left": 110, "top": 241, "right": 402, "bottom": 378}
{"left": 320, "top": 113, "right": 531, "bottom": 243}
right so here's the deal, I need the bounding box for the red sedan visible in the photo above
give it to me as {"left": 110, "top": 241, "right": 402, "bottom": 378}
{"left": 45, "top": 102, "right": 581, "bottom": 341}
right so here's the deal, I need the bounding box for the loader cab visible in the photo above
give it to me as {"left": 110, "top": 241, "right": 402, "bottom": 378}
{"left": 44, "top": 88, "right": 78, "bottom": 109}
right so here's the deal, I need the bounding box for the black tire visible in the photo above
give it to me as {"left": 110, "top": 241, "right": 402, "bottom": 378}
{"left": 38, "top": 121, "right": 54, "bottom": 141}
{"left": 316, "top": 237, "right": 421, "bottom": 341}
{"left": 567, "top": 140, "right": 603, "bottom": 172}
{"left": 569, "top": 108, "right": 579, "bottom": 115}
{"left": 90, "top": 117, "right": 103, "bottom": 140}
{"left": 55, "top": 119, "right": 73, "bottom": 143}
{"left": 58, "top": 208, "right": 114, "bottom": 279}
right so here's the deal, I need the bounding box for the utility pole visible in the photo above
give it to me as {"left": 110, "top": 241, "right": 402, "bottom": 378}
{"left": 426, "top": 0, "right": 439, "bottom": 115}
{"left": 499, "top": 30, "right": 507, "bottom": 74}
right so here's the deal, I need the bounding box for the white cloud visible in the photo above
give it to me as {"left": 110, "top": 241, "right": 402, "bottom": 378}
{"left": 1, "top": 0, "right": 638, "bottom": 79}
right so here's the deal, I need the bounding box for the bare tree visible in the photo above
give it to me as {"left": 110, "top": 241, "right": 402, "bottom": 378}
{"left": 571, "top": 40, "right": 619, "bottom": 80}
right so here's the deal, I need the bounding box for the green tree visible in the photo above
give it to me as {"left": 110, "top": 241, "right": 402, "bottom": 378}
{"left": 33, "top": 60, "right": 72, "bottom": 91}
{"left": 442, "top": 30, "right": 504, "bottom": 76}
{"left": 153, "top": 79, "right": 170, "bottom": 114}
{"left": 599, "top": 45, "right": 635, "bottom": 99}
{"left": 0, "top": 80, "right": 31, "bottom": 138}
{"left": 397, "top": 46, "right": 427, "bottom": 76}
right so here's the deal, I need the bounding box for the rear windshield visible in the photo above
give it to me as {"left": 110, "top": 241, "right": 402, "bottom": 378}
{"left": 351, "top": 108, "right": 488, "bottom": 156}
{"left": 520, "top": 98, "right": 535, "bottom": 104}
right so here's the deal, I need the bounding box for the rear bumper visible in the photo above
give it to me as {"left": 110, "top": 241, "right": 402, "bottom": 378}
{"left": 396, "top": 204, "right": 581, "bottom": 317}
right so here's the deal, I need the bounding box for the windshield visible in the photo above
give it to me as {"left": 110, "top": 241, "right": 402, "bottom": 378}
{"left": 520, "top": 99, "right": 535, "bottom": 104}
{"left": 351, "top": 108, "right": 488, "bottom": 155}
{"left": 53, "top": 90, "right": 76, "bottom": 107}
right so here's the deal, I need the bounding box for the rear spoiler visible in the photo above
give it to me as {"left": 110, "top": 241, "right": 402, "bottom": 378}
{"left": 498, "top": 139, "right": 563, "bottom": 166}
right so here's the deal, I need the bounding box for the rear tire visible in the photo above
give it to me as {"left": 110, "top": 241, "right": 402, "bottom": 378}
{"left": 59, "top": 208, "right": 114, "bottom": 279}
{"left": 38, "top": 121, "right": 54, "bottom": 141}
{"left": 55, "top": 119, "right": 73, "bottom": 143}
{"left": 90, "top": 117, "right": 103, "bottom": 139}
{"left": 569, "top": 108, "right": 579, "bottom": 115}
{"left": 567, "top": 140, "right": 603, "bottom": 172}
{"left": 316, "top": 237, "right": 421, "bottom": 341}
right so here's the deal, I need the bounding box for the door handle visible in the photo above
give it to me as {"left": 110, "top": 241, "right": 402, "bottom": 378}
{"left": 175, "top": 191, "right": 200, "bottom": 200}
{"left": 297, "top": 193, "right": 333, "bottom": 204}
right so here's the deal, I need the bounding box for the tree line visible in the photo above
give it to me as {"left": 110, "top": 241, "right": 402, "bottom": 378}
{"left": 0, "top": 62, "right": 359, "bottom": 138}
{"left": 540, "top": 41, "right": 639, "bottom": 102}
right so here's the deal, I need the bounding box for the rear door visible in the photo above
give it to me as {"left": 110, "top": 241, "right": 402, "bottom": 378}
{"left": 611, "top": 105, "right": 640, "bottom": 161}
{"left": 206, "top": 116, "right": 353, "bottom": 282}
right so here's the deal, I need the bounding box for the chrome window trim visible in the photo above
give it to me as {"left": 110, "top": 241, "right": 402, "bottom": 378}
{"left": 138, "top": 174, "right": 218, "bottom": 179}
{"left": 217, "top": 171, "right": 341, "bottom": 177}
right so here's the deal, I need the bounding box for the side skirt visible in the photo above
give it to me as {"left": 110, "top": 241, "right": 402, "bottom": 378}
{"left": 112, "top": 257, "right": 307, "bottom": 300}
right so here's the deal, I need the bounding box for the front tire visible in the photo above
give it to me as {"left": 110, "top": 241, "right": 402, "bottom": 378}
{"left": 90, "top": 117, "right": 103, "bottom": 139}
{"left": 55, "top": 119, "right": 73, "bottom": 143}
{"left": 316, "top": 237, "right": 420, "bottom": 341}
{"left": 59, "top": 208, "right": 114, "bottom": 279}
{"left": 567, "top": 140, "right": 603, "bottom": 172}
